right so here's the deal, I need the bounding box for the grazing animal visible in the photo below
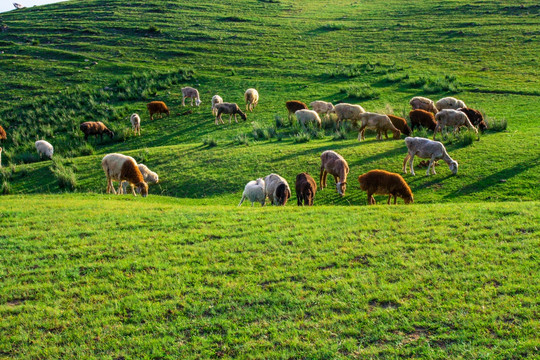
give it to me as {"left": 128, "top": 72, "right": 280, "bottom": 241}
{"left": 409, "top": 109, "right": 437, "bottom": 132}
{"left": 295, "top": 109, "right": 322, "bottom": 129}
{"left": 102, "top": 153, "right": 148, "bottom": 197}
{"left": 238, "top": 178, "right": 266, "bottom": 207}
{"left": 330, "top": 103, "right": 366, "bottom": 128}
{"left": 181, "top": 86, "right": 201, "bottom": 107}
{"left": 356, "top": 112, "right": 401, "bottom": 141}
{"left": 211, "top": 95, "right": 224, "bottom": 116}
{"left": 244, "top": 88, "right": 259, "bottom": 112}
{"left": 285, "top": 100, "right": 308, "bottom": 122}
{"left": 295, "top": 172, "right": 317, "bottom": 206}
{"left": 387, "top": 114, "right": 412, "bottom": 136}
{"left": 147, "top": 101, "right": 170, "bottom": 120}
{"left": 310, "top": 101, "right": 334, "bottom": 120}
{"left": 434, "top": 109, "right": 478, "bottom": 140}
{"left": 35, "top": 140, "right": 53, "bottom": 160}
{"left": 215, "top": 103, "right": 247, "bottom": 124}
{"left": 436, "top": 96, "right": 466, "bottom": 111}
{"left": 409, "top": 96, "right": 438, "bottom": 114}
{"left": 358, "top": 169, "right": 413, "bottom": 205}
{"left": 264, "top": 173, "right": 291, "bottom": 206}
{"left": 130, "top": 114, "right": 141, "bottom": 135}
{"left": 121, "top": 163, "right": 159, "bottom": 194}
{"left": 80, "top": 121, "right": 114, "bottom": 141}
{"left": 403, "top": 137, "right": 458, "bottom": 176}
{"left": 0, "top": 125, "right": 6, "bottom": 142}
{"left": 320, "top": 150, "right": 349, "bottom": 196}
{"left": 458, "top": 107, "right": 488, "bottom": 132}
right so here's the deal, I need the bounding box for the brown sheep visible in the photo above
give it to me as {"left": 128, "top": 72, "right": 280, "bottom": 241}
{"left": 320, "top": 150, "right": 349, "bottom": 196}
{"left": 387, "top": 114, "right": 412, "bottom": 136}
{"left": 458, "top": 107, "right": 488, "bottom": 132}
{"left": 147, "top": 101, "right": 170, "bottom": 120}
{"left": 409, "top": 109, "right": 437, "bottom": 132}
{"left": 80, "top": 121, "right": 114, "bottom": 141}
{"left": 102, "top": 153, "right": 148, "bottom": 197}
{"left": 0, "top": 125, "right": 6, "bottom": 142}
{"left": 358, "top": 169, "right": 413, "bottom": 205}
{"left": 295, "top": 172, "right": 317, "bottom": 206}
{"left": 286, "top": 101, "right": 308, "bottom": 122}
{"left": 215, "top": 103, "right": 247, "bottom": 125}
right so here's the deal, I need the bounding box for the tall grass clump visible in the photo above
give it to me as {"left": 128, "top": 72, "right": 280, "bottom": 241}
{"left": 49, "top": 157, "right": 77, "bottom": 191}
{"left": 252, "top": 122, "right": 271, "bottom": 140}
{"left": 332, "top": 126, "right": 349, "bottom": 141}
{"left": 293, "top": 131, "right": 311, "bottom": 143}
{"left": 406, "top": 74, "right": 460, "bottom": 93}
{"left": 486, "top": 117, "right": 508, "bottom": 131}
{"left": 202, "top": 137, "right": 218, "bottom": 148}
{"left": 234, "top": 133, "right": 250, "bottom": 146}
{"left": 275, "top": 114, "right": 287, "bottom": 128}
{"left": 1, "top": 180, "right": 11, "bottom": 195}
{"left": 340, "top": 84, "right": 380, "bottom": 100}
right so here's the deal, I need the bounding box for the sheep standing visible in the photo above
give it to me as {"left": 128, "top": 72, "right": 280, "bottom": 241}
{"left": 181, "top": 87, "right": 201, "bottom": 107}
{"left": 320, "top": 150, "right": 349, "bottom": 196}
{"left": 358, "top": 169, "right": 413, "bottom": 205}
{"left": 147, "top": 101, "right": 170, "bottom": 120}
{"left": 215, "top": 103, "right": 247, "bottom": 124}
{"left": 387, "top": 114, "right": 412, "bottom": 136}
{"left": 121, "top": 163, "right": 159, "bottom": 194}
{"left": 244, "top": 88, "right": 259, "bottom": 112}
{"left": 238, "top": 178, "right": 266, "bottom": 206}
{"left": 295, "top": 172, "right": 317, "bottom": 206}
{"left": 80, "top": 121, "right": 114, "bottom": 141}
{"left": 0, "top": 125, "right": 6, "bottom": 143}
{"left": 409, "top": 109, "right": 437, "bottom": 132}
{"left": 35, "top": 140, "right": 53, "bottom": 160}
{"left": 330, "top": 103, "right": 365, "bottom": 128}
{"left": 211, "top": 95, "right": 224, "bottom": 116}
{"left": 310, "top": 101, "right": 334, "bottom": 120}
{"left": 356, "top": 112, "right": 401, "bottom": 141}
{"left": 130, "top": 114, "right": 141, "bottom": 135}
{"left": 264, "top": 173, "right": 291, "bottom": 206}
{"left": 102, "top": 153, "right": 148, "bottom": 197}
{"left": 409, "top": 96, "right": 438, "bottom": 114}
{"left": 434, "top": 109, "right": 478, "bottom": 140}
{"left": 295, "top": 109, "right": 321, "bottom": 129}
{"left": 403, "top": 137, "right": 458, "bottom": 176}
{"left": 436, "top": 96, "right": 466, "bottom": 111}
{"left": 458, "top": 107, "right": 488, "bottom": 132}
{"left": 286, "top": 100, "right": 308, "bottom": 122}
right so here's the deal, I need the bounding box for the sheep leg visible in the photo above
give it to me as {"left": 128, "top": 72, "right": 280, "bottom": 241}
{"left": 384, "top": 130, "right": 389, "bottom": 140}
{"left": 409, "top": 154, "right": 416, "bottom": 176}
{"left": 131, "top": 185, "right": 137, "bottom": 196}
{"left": 394, "top": 195, "right": 397, "bottom": 205}
{"left": 235, "top": 114, "right": 238, "bottom": 123}
{"left": 238, "top": 195, "right": 245, "bottom": 206}
{"left": 297, "top": 193, "right": 302, "bottom": 206}
{"left": 427, "top": 156, "right": 436, "bottom": 175}
{"left": 182, "top": 96, "right": 186, "bottom": 106}
{"left": 191, "top": 97, "right": 194, "bottom": 106}
{"left": 403, "top": 154, "right": 411, "bottom": 173}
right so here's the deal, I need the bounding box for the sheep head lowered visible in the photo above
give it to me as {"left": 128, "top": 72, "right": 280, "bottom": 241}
{"left": 392, "top": 129, "right": 401, "bottom": 140}
{"left": 196, "top": 99, "right": 201, "bottom": 106}
{"left": 239, "top": 110, "right": 247, "bottom": 121}
{"left": 275, "top": 183, "right": 291, "bottom": 205}
{"left": 449, "top": 161, "right": 459, "bottom": 175}
{"left": 136, "top": 182, "right": 149, "bottom": 197}
{"left": 336, "top": 181, "right": 347, "bottom": 196}
{"left": 105, "top": 128, "right": 115, "bottom": 139}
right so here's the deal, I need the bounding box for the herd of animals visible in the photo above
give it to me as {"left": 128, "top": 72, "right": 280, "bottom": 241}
{"left": 0, "top": 86, "right": 490, "bottom": 205}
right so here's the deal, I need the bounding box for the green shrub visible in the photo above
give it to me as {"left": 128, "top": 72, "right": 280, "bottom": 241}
{"left": 293, "top": 132, "right": 311, "bottom": 143}
{"left": 486, "top": 117, "right": 508, "bottom": 132}
{"left": 332, "top": 126, "right": 349, "bottom": 141}
{"left": 252, "top": 122, "right": 270, "bottom": 140}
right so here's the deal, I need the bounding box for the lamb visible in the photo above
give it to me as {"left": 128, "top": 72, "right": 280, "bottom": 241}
{"left": 310, "top": 101, "right": 334, "bottom": 120}
{"left": 215, "top": 103, "right": 247, "bottom": 125}
{"left": 320, "top": 150, "right": 349, "bottom": 196}
{"left": 244, "top": 88, "right": 259, "bottom": 112}
{"left": 358, "top": 169, "right": 413, "bottom": 205}
{"left": 121, "top": 163, "right": 159, "bottom": 194}
{"left": 330, "top": 103, "right": 365, "bottom": 128}
{"left": 387, "top": 114, "right": 412, "bottom": 136}
{"left": 409, "top": 96, "right": 438, "bottom": 114}
{"left": 181, "top": 86, "right": 201, "bottom": 107}
{"left": 285, "top": 100, "right": 308, "bottom": 122}
{"left": 80, "top": 121, "right": 114, "bottom": 141}
{"left": 295, "top": 109, "right": 322, "bottom": 129}
{"left": 264, "top": 173, "right": 291, "bottom": 206}
{"left": 458, "top": 107, "right": 488, "bottom": 132}
{"left": 0, "top": 125, "right": 6, "bottom": 142}
{"left": 356, "top": 112, "right": 401, "bottom": 141}
{"left": 436, "top": 96, "right": 466, "bottom": 111}
{"left": 35, "top": 140, "right": 53, "bottom": 160}
{"left": 409, "top": 109, "right": 437, "bottom": 132}
{"left": 211, "top": 95, "right": 223, "bottom": 116}
{"left": 403, "top": 137, "right": 458, "bottom": 176}
{"left": 130, "top": 113, "right": 141, "bottom": 135}
{"left": 102, "top": 153, "right": 148, "bottom": 197}
{"left": 238, "top": 178, "right": 266, "bottom": 207}
{"left": 434, "top": 109, "right": 478, "bottom": 140}
{"left": 147, "top": 101, "right": 170, "bottom": 120}
{"left": 295, "top": 172, "right": 317, "bottom": 206}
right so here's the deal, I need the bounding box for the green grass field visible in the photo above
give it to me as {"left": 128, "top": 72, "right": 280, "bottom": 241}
{"left": 0, "top": 0, "right": 539, "bottom": 358}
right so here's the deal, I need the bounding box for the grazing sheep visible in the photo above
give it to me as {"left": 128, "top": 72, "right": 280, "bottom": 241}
{"left": 0, "top": 125, "right": 6, "bottom": 142}
{"left": 295, "top": 172, "right": 317, "bottom": 206}
{"left": 436, "top": 96, "right": 466, "bottom": 111}
{"left": 387, "top": 114, "right": 412, "bottom": 136}
{"left": 238, "top": 178, "right": 266, "bottom": 207}
{"left": 409, "top": 96, "right": 438, "bottom": 114}
{"left": 409, "top": 109, "right": 437, "bottom": 132}
{"left": 458, "top": 107, "right": 488, "bottom": 132}
{"left": 286, "top": 100, "right": 308, "bottom": 122}
{"left": 295, "top": 109, "right": 322, "bottom": 129}
{"left": 35, "top": 140, "right": 53, "bottom": 160}
{"left": 211, "top": 95, "right": 223, "bottom": 116}
{"left": 434, "top": 109, "right": 478, "bottom": 140}
{"left": 330, "top": 103, "right": 366, "bottom": 128}
{"left": 356, "top": 112, "right": 401, "bottom": 141}
{"left": 264, "top": 173, "right": 291, "bottom": 206}
{"left": 320, "top": 150, "right": 349, "bottom": 196}
{"left": 358, "top": 169, "right": 413, "bottom": 205}
{"left": 102, "top": 153, "right": 148, "bottom": 197}
{"left": 310, "top": 101, "right": 334, "bottom": 120}
{"left": 130, "top": 114, "right": 141, "bottom": 135}
{"left": 215, "top": 103, "right": 247, "bottom": 125}
{"left": 147, "top": 101, "right": 170, "bottom": 120}
{"left": 403, "top": 137, "right": 458, "bottom": 176}
{"left": 181, "top": 87, "right": 201, "bottom": 107}
{"left": 245, "top": 88, "right": 259, "bottom": 112}
{"left": 121, "top": 163, "right": 159, "bottom": 194}
{"left": 80, "top": 121, "right": 114, "bottom": 141}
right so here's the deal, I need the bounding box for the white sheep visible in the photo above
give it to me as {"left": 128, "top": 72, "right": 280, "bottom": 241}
{"left": 320, "top": 150, "right": 349, "bottom": 196}
{"left": 238, "top": 178, "right": 266, "bottom": 206}
{"left": 35, "top": 140, "right": 53, "bottom": 159}
{"left": 434, "top": 109, "right": 478, "bottom": 140}
{"left": 244, "top": 88, "right": 259, "bottom": 112}
{"left": 409, "top": 96, "right": 438, "bottom": 114}
{"left": 356, "top": 112, "right": 401, "bottom": 141}
{"left": 403, "top": 137, "right": 458, "bottom": 176}
{"left": 330, "top": 103, "right": 366, "bottom": 128}
{"left": 435, "top": 96, "right": 466, "bottom": 111}
{"left": 181, "top": 87, "right": 201, "bottom": 107}
{"left": 310, "top": 101, "right": 334, "bottom": 119}
{"left": 102, "top": 153, "right": 148, "bottom": 197}
{"left": 130, "top": 113, "right": 141, "bottom": 135}
{"left": 264, "top": 173, "right": 291, "bottom": 206}
{"left": 211, "top": 95, "right": 223, "bottom": 116}
{"left": 295, "top": 109, "right": 322, "bottom": 129}
{"left": 121, "top": 163, "right": 159, "bottom": 194}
